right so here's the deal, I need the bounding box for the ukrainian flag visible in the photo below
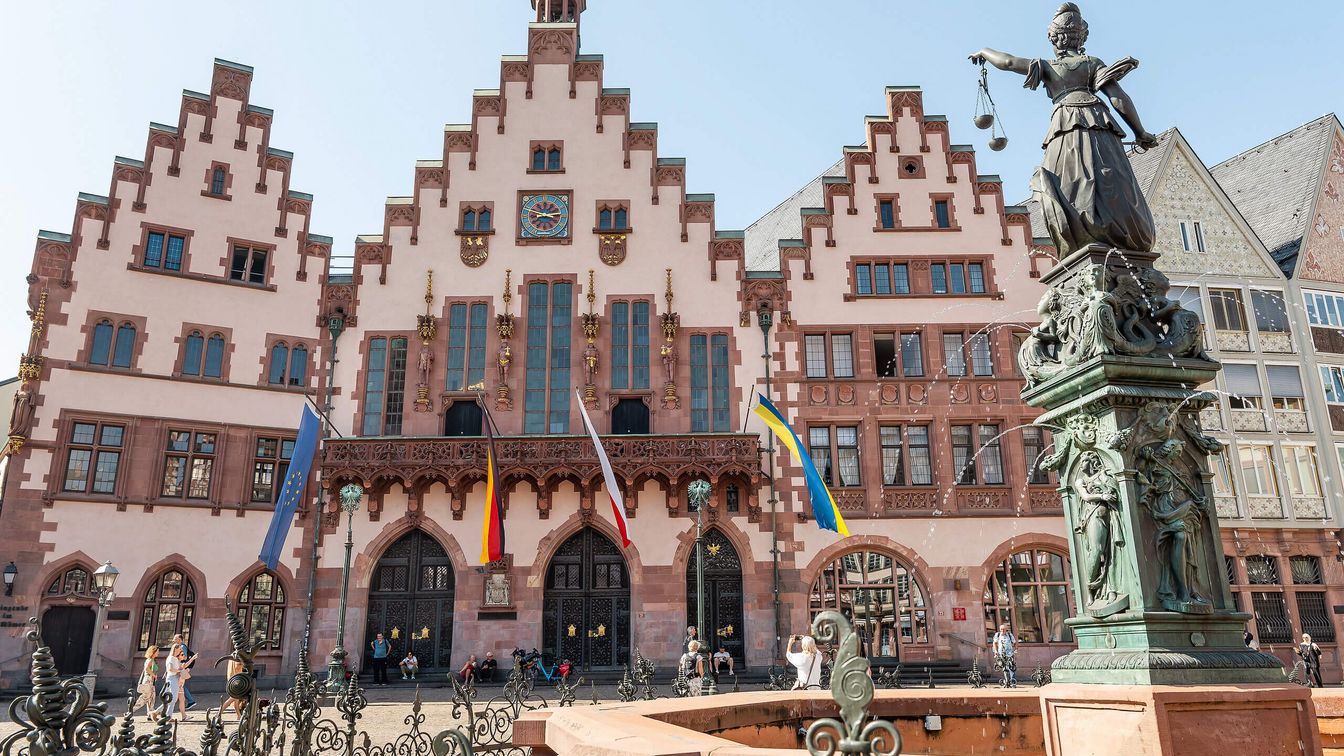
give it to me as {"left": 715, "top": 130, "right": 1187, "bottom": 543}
{"left": 752, "top": 393, "right": 849, "bottom": 537}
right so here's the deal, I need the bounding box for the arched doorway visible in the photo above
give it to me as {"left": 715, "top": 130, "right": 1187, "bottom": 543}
{"left": 542, "top": 528, "right": 630, "bottom": 671}
{"left": 43, "top": 565, "right": 98, "bottom": 674}
{"left": 364, "top": 530, "right": 455, "bottom": 670}
{"left": 685, "top": 528, "right": 745, "bottom": 668}
{"left": 808, "top": 549, "right": 929, "bottom": 664}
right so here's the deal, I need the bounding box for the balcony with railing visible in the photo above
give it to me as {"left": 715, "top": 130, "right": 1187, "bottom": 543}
{"left": 320, "top": 432, "right": 762, "bottom": 513}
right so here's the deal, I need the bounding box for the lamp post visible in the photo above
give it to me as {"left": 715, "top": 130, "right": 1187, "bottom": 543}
{"left": 687, "top": 480, "right": 715, "bottom": 695}
{"left": 757, "top": 303, "right": 783, "bottom": 664}
{"left": 325, "top": 483, "right": 363, "bottom": 692}
{"left": 3, "top": 561, "right": 15, "bottom": 596}
{"left": 83, "top": 561, "right": 119, "bottom": 691}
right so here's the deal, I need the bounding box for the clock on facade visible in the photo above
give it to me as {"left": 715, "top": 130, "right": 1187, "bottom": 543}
{"left": 519, "top": 193, "right": 571, "bottom": 240}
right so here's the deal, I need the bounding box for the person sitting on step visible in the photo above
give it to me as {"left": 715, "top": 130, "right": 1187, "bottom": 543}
{"left": 400, "top": 652, "right": 419, "bottom": 680}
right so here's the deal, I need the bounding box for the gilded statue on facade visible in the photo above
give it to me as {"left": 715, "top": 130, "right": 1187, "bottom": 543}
{"left": 971, "top": 2, "right": 1159, "bottom": 256}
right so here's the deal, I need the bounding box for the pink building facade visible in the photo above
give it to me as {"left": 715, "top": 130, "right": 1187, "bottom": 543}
{"left": 0, "top": 1, "right": 1079, "bottom": 690}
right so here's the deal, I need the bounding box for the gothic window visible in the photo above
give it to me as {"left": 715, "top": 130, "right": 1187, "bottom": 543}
{"left": 531, "top": 143, "right": 564, "bottom": 172}
{"left": 182, "top": 332, "right": 204, "bottom": 376}
{"left": 597, "top": 203, "right": 631, "bottom": 231}
{"left": 810, "top": 549, "right": 929, "bottom": 656}
{"left": 690, "top": 333, "right": 729, "bottom": 432}
{"left": 236, "top": 572, "right": 287, "bottom": 650}
{"left": 267, "top": 342, "right": 309, "bottom": 387}
{"left": 878, "top": 199, "right": 896, "bottom": 229}
{"left": 47, "top": 566, "right": 92, "bottom": 596}
{"left": 251, "top": 436, "right": 296, "bottom": 503}
{"left": 90, "top": 320, "right": 114, "bottom": 365}
{"left": 524, "top": 282, "right": 574, "bottom": 434}
{"left": 62, "top": 421, "right": 124, "bottom": 494}
{"left": 182, "top": 331, "right": 226, "bottom": 379}
{"left": 210, "top": 167, "right": 227, "bottom": 196}
{"left": 362, "top": 337, "right": 409, "bottom": 436}
{"left": 142, "top": 230, "right": 186, "bottom": 272}
{"left": 229, "top": 246, "right": 269, "bottom": 285}
{"left": 461, "top": 206, "right": 493, "bottom": 232}
{"left": 610, "top": 300, "right": 650, "bottom": 390}
{"left": 161, "top": 430, "right": 216, "bottom": 499}
{"left": 983, "top": 548, "right": 1073, "bottom": 644}
{"left": 934, "top": 199, "right": 951, "bottom": 228}
{"left": 137, "top": 569, "right": 196, "bottom": 651}
{"left": 446, "top": 303, "right": 489, "bottom": 392}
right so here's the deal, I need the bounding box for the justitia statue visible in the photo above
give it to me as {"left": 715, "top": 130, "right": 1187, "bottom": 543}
{"left": 971, "top": 2, "right": 1160, "bottom": 256}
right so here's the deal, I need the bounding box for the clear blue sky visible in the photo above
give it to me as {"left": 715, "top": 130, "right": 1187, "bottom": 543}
{"left": 0, "top": 1, "right": 1339, "bottom": 369}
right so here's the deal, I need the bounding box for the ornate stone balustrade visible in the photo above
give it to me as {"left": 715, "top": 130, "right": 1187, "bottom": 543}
{"left": 1215, "top": 329, "right": 1251, "bottom": 352}
{"left": 1248, "top": 495, "right": 1285, "bottom": 519}
{"left": 1231, "top": 409, "right": 1268, "bottom": 432}
{"left": 955, "top": 487, "right": 1011, "bottom": 512}
{"left": 1292, "top": 496, "right": 1328, "bottom": 520}
{"left": 1258, "top": 331, "right": 1294, "bottom": 353}
{"left": 1274, "top": 409, "right": 1310, "bottom": 433}
{"left": 322, "top": 432, "right": 762, "bottom": 494}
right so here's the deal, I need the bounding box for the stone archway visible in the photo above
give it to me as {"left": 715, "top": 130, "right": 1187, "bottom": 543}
{"left": 363, "top": 529, "right": 456, "bottom": 670}
{"left": 541, "top": 528, "right": 630, "bottom": 671}
{"left": 685, "top": 528, "right": 746, "bottom": 669}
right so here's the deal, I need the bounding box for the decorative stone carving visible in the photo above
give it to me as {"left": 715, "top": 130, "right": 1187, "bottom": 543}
{"left": 1018, "top": 257, "right": 1211, "bottom": 388}
{"left": 483, "top": 573, "right": 512, "bottom": 608}
{"left": 1072, "top": 451, "right": 1128, "bottom": 616}
{"left": 1136, "top": 438, "right": 1213, "bottom": 614}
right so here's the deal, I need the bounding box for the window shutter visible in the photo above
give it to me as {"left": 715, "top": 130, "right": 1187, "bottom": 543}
{"left": 1224, "top": 364, "right": 1262, "bottom": 396}
{"left": 1266, "top": 365, "right": 1304, "bottom": 398}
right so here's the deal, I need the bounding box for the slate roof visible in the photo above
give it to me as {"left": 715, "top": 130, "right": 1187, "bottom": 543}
{"left": 744, "top": 160, "right": 845, "bottom": 271}
{"left": 1209, "top": 114, "right": 1338, "bottom": 276}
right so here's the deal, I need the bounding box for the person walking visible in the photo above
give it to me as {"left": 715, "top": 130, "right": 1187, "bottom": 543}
{"left": 679, "top": 640, "right": 705, "bottom": 696}
{"left": 171, "top": 633, "right": 198, "bottom": 710}
{"left": 786, "top": 634, "right": 822, "bottom": 690}
{"left": 164, "top": 644, "right": 190, "bottom": 722}
{"left": 369, "top": 632, "right": 391, "bottom": 686}
{"left": 992, "top": 623, "right": 1018, "bottom": 688}
{"left": 683, "top": 626, "right": 698, "bottom": 653}
{"left": 1297, "top": 633, "right": 1324, "bottom": 688}
{"left": 131, "top": 646, "right": 162, "bottom": 722}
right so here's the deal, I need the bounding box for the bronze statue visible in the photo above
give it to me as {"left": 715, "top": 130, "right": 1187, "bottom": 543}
{"left": 1074, "top": 451, "right": 1126, "bottom": 616}
{"left": 972, "top": 3, "right": 1159, "bottom": 256}
{"left": 1137, "top": 439, "right": 1212, "bottom": 614}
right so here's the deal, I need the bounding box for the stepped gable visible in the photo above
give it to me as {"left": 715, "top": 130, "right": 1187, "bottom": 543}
{"left": 1210, "top": 114, "right": 1340, "bottom": 278}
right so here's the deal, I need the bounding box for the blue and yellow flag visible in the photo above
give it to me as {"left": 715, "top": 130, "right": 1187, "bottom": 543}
{"left": 752, "top": 393, "right": 849, "bottom": 537}
{"left": 259, "top": 404, "right": 321, "bottom": 569}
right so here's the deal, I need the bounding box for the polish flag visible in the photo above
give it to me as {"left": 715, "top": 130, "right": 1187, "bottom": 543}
{"left": 575, "top": 390, "right": 632, "bottom": 547}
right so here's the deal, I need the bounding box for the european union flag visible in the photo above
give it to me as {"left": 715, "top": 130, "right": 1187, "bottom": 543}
{"left": 259, "top": 404, "right": 321, "bottom": 569}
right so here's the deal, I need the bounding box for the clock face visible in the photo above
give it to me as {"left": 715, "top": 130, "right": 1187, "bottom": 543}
{"left": 520, "top": 193, "right": 571, "bottom": 239}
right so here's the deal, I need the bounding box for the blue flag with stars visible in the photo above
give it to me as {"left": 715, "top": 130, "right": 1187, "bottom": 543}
{"left": 259, "top": 404, "right": 321, "bottom": 570}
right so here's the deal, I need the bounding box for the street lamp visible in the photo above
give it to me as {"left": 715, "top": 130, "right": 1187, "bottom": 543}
{"left": 84, "top": 561, "right": 119, "bottom": 691}
{"left": 325, "top": 483, "right": 363, "bottom": 692}
{"left": 687, "top": 480, "right": 716, "bottom": 695}
{"left": 3, "top": 562, "right": 15, "bottom": 597}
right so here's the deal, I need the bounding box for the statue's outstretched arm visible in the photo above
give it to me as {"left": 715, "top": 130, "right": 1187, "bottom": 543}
{"left": 1099, "top": 81, "right": 1159, "bottom": 149}
{"left": 969, "top": 48, "right": 1030, "bottom": 76}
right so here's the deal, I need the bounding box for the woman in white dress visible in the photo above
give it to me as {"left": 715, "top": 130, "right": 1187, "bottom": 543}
{"left": 786, "top": 634, "right": 823, "bottom": 690}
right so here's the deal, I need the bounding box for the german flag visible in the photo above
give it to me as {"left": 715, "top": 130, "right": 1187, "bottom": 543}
{"left": 479, "top": 398, "right": 506, "bottom": 564}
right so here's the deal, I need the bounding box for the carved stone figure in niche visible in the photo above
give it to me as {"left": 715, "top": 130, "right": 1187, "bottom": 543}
{"left": 971, "top": 3, "right": 1160, "bottom": 257}
{"left": 417, "top": 343, "right": 434, "bottom": 387}
{"left": 1073, "top": 451, "right": 1127, "bottom": 616}
{"left": 1137, "top": 439, "right": 1212, "bottom": 614}
{"left": 484, "top": 573, "right": 512, "bottom": 607}
{"left": 660, "top": 343, "right": 676, "bottom": 385}
{"left": 583, "top": 341, "right": 599, "bottom": 385}
{"left": 8, "top": 386, "right": 35, "bottom": 439}
{"left": 497, "top": 342, "right": 512, "bottom": 385}
{"left": 1040, "top": 413, "right": 1098, "bottom": 472}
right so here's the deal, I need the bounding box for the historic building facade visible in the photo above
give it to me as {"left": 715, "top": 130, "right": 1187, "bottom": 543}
{"left": 9, "top": 2, "right": 1338, "bottom": 690}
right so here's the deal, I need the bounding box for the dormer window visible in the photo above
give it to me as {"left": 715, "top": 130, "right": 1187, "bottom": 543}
{"left": 530, "top": 142, "right": 564, "bottom": 173}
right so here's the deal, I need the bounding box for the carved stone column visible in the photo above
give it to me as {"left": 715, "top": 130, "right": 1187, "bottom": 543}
{"left": 1022, "top": 244, "right": 1280, "bottom": 685}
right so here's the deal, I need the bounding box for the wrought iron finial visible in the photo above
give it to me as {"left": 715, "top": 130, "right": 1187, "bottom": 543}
{"left": 804, "top": 611, "right": 902, "bottom": 756}
{"left": 687, "top": 480, "right": 710, "bottom": 511}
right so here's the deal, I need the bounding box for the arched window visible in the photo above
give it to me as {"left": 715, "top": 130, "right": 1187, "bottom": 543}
{"left": 599, "top": 208, "right": 613, "bottom": 230}
{"left": 112, "top": 323, "right": 136, "bottom": 368}
{"left": 46, "top": 565, "right": 92, "bottom": 596}
{"left": 210, "top": 167, "right": 226, "bottom": 195}
{"left": 615, "top": 207, "right": 628, "bottom": 229}
{"left": 479, "top": 209, "right": 492, "bottom": 231}
{"left": 983, "top": 548, "right": 1073, "bottom": 644}
{"left": 204, "top": 334, "right": 225, "bottom": 378}
{"left": 288, "top": 345, "right": 308, "bottom": 387}
{"left": 464, "top": 210, "right": 476, "bottom": 230}
{"left": 90, "top": 320, "right": 114, "bottom": 365}
{"left": 138, "top": 569, "right": 196, "bottom": 651}
{"left": 182, "top": 332, "right": 204, "bottom": 376}
{"left": 236, "top": 571, "right": 287, "bottom": 650}
{"left": 532, "top": 148, "right": 547, "bottom": 172}
{"left": 810, "top": 549, "right": 928, "bottom": 658}
{"left": 548, "top": 148, "right": 562, "bottom": 171}
{"left": 268, "top": 343, "right": 289, "bottom": 385}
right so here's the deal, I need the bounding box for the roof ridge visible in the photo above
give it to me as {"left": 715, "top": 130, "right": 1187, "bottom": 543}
{"left": 1210, "top": 113, "right": 1335, "bottom": 170}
